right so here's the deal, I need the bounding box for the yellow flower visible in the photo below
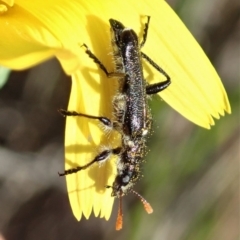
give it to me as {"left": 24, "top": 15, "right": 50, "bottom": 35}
{"left": 0, "top": 0, "right": 231, "bottom": 226}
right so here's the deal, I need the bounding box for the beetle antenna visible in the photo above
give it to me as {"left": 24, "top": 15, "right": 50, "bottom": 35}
{"left": 131, "top": 190, "right": 153, "bottom": 214}
{"left": 116, "top": 194, "right": 123, "bottom": 230}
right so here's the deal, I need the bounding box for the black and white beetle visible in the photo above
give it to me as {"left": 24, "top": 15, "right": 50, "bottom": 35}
{"left": 59, "top": 16, "right": 171, "bottom": 230}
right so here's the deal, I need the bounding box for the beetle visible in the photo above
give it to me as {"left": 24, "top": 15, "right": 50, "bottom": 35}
{"left": 59, "top": 16, "right": 171, "bottom": 230}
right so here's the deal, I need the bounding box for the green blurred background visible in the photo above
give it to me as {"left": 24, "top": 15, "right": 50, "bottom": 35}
{"left": 0, "top": 0, "right": 239, "bottom": 239}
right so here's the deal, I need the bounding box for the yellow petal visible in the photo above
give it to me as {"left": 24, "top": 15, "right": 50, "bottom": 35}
{"left": 0, "top": 0, "right": 14, "bottom": 14}
{"left": 65, "top": 68, "right": 120, "bottom": 220}
{"left": 1, "top": 0, "right": 14, "bottom": 7}
{"left": 0, "top": 4, "right": 58, "bottom": 68}
{"left": 0, "top": 0, "right": 86, "bottom": 72}
{"left": 139, "top": 1, "right": 231, "bottom": 128}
